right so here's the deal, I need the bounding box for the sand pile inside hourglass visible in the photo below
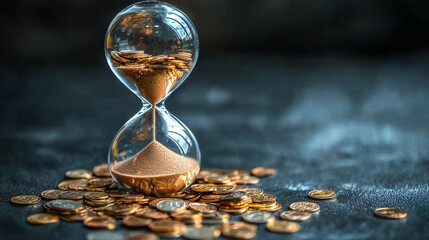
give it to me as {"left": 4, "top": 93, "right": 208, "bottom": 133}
{"left": 110, "top": 50, "right": 199, "bottom": 196}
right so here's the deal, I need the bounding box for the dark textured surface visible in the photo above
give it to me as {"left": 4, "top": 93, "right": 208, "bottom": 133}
{"left": 1, "top": 55, "right": 429, "bottom": 239}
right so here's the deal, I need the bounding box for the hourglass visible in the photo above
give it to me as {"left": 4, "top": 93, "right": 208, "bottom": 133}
{"left": 105, "top": 1, "right": 200, "bottom": 196}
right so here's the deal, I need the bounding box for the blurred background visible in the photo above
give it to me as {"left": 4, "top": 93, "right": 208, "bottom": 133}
{"left": 1, "top": 0, "right": 429, "bottom": 67}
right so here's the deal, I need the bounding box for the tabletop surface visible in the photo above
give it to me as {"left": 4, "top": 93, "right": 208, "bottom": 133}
{"left": 1, "top": 55, "right": 428, "bottom": 239}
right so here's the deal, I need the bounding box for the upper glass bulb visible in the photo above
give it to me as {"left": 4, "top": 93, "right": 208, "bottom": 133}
{"left": 105, "top": 0, "right": 199, "bottom": 104}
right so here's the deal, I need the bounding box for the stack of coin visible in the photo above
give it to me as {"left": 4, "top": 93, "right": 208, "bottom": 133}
{"left": 249, "top": 193, "right": 282, "bottom": 212}
{"left": 218, "top": 192, "right": 252, "bottom": 214}
{"left": 110, "top": 50, "right": 193, "bottom": 72}
{"left": 44, "top": 199, "right": 90, "bottom": 222}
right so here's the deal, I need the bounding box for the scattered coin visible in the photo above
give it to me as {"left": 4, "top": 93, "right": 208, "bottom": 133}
{"left": 59, "top": 191, "right": 85, "bottom": 200}
{"left": 266, "top": 220, "right": 300, "bottom": 233}
{"left": 27, "top": 213, "right": 59, "bottom": 224}
{"left": 308, "top": 190, "right": 336, "bottom": 200}
{"left": 148, "top": 220, "right": 186, "bottom": 236}
{"left": 183, "top": 226, "right": 221, "bottom": 240}
{"left": 221, "top": 221, "right": 257, "bottom": 239}
{"left": 65, "top": 169, "right": 92, "bottom": 179}
{"left": 11, "top": 195, "right": 41, "bottom": 205}
{"left": 84, "top": 216, "right": 116, "bottom": 229}
{"left": 92, "top": 163, "right": 111, "bottom": 177}
{"left": 50, "top": 199, "right": 83, "bottom": 211}
{"left": 289, "top": 202, "right": 320, "bottom": 212}
{"left": 251, "top": 167, "right": 276, "bottom": 178}
{"left": 242, "top": 210, "right": 275, "bottom": 224}
{"left": 84, "top": 192, "right": 109, "bottom": 200}
{"left": 123, "top": 215, "right": 153, "bottom": 227}
{"left": 213, "top": 185, "right": 235, "bottom": 194}
{"left": 140, "top": 208, "right": 170, "bottom": 220}
{"left": 156, "top": 199, "right": 187, "bottom": 213}
{"left": 189, "top": 202, "right": 217, "bottom": 213}
{"left": 244, "top": 188, "right": 263, "bottom": 196}
{"left": 280, "top": 210, "right": 311, "bottom": 221}
{"left": 237, "top": 176, "right": 259, "bottom": 185}
{"left": 41, "top": 189, "right": 63, "bottom": 200}
{"left": 251, "top": 194, "right": 276, "bottom": 203}
{"left": 190, "top": 184, "right": 217, "bottom": 192}
{"left": 374, "top": 207, "right": 407, "bottom": 219}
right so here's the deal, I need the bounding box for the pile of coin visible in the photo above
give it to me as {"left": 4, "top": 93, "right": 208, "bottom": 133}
{"left": 110, "top": 50, "right": 193, "bottom": 71}
{"left": 11, "top": 163, "right": 407, "bottom": 239}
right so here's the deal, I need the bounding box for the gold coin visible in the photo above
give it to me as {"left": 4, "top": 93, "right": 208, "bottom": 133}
{"left": 201, "top": 194, "right": 224, "bottom": 201}
{"left": 164, "top": 192, "right": 187, "bottom": 198}
{"left": 127, "top": 231, "right": 159, "bottom": 240}
{"left": 85, "top": 197, "right": 116, "bottom": 207}
{"left": 27, "top": 213, "right": 59, "bottom": 224}
{"left": 111, "top": 51, "right": 132, "bottom": 64}
{"left": 266, "top": 220, "right": 300, "bottom": 233}
{"left": 189, "top": 202, "right": 218, "bottom": 213}
{"left": 105, "top": 204, "right": 139, "bottom": 214}
{"left": 251, "top": 194, "right": 276, "bottom": 203}
{"left": 213, "top": 185, "right": 235, "bottom": 194}
{"left": 374, "top": 207, "right": 407, "bottom": 219}
{"left": 237, "top": 176, "right": 259, "bottom": 185}
{"left": 251, "top": 167, "right": 276, "bottom": 178}
{"left": 170, "top": 210, "right": 203, "bottom": 221}
{"left": 119, "top": 50, "right": 150, "bottom": 59}
{"left": 221, "top": 221, "right": 257, "bottom": 239}
{"left": 65, "top": 169, "right": 92, "bottom": 179}
{"left": 92, "top": 163, "right": 111, "bottom": 177}
{"left": 106, "top": 189, "right": 132, "bottom": 198}
{"left": 84, "top": 192, "right": 109, "bottom": 200}
{"left": 58, "top": 179, "right": 87, "bottom": 190}
{"left": 242, "top": 210, "right": 274, "bottom": 224}
{"left": 140, "top": 208, "right": 170, "bottom": 220}
{"left": 308, "top": 190, "right": 336, "bottom": 200}
{"left": 190, "top": 184, "right": 217, "bottom": 192}
{"left": 289, "top": 202, "right": 320, "bottom": 212}
{"left": 149, "top": 64, "right": 176, "bottom": 69}
{"left": 183, "top": 226, "right": 221, "bottom": 240}
{"left": 40, "top": 190, "right": 63, "bottom": 200}
{"left": 204, "top": 176, "right": 231, "bottom": 184}
{"left": 249, "top": 201, "right": 277, "bottom": 208}
{"left": 68, "top": 181, "right": 88, "bottom": 191}
{"left": 88, "top": 178, "right": 114, "bottom": 187}
{"left": 148, "top": 220, "right": 186, "bottom": 233}
{"left": 280, "top": 210, "right": 311, "bottom": 221}
{"left": 59, "top": 191, "right": 85, "bottom": 200}
{"left": 156, "top": 199, "right": 187, "bottom": 213}
{"left": 252, "top": 202, "right": 282, "bottom": 212}
{"left": 11, "top": 195, "right": 41, "bottom": 205}
{"left": 244, "top": 188, "right": 263, "bottom": 196}
{"left": 84, "top": 216, "right": 116, "bottom": 229}
{"left": 218, "top": 206, "right": 249, "bottom": 214}
{"left": 122, "top": 194, "right": 147, "bottom": 202}
{"left": 122, "top": 215, "right": 152, "bottom": 227}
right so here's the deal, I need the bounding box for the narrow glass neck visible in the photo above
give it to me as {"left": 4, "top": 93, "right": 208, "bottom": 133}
{"left": 141, "top": 100, "right": 165, "bottom": 111}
